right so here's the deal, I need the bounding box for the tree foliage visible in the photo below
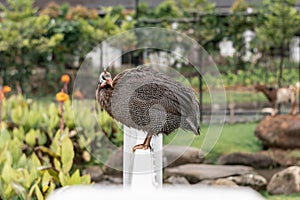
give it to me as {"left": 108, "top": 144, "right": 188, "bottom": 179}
{"left": 256, "top": 0, "right": 300, "bottom": 86}
{"left": 0, "top": 0, "right": 134, "bottom": 94}
{"left": 225, "top": 0, "right": 257, "bottom": 69}
{"left": 137, "top": 0, "right": 217, "bottom": 48}
{"left": 0, "top": 0, "right": 63, "bottom": 92}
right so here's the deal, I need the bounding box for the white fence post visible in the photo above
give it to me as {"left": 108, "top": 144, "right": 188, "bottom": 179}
{"left": 123, "top": 126, "right": 163, "bottom": 189}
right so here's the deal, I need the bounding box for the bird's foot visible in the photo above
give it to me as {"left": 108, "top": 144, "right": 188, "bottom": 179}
{"left": 132, "top": 144, "right": 152, "bottom": 152}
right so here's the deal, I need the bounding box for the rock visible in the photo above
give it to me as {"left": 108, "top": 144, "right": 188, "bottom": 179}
{"left": 102, "top": 145, "right": 204, "bottom": 176}
{"left": 164, "top": 176, "right": 190, "bottom": 185}
{"left": 267, "top": 166, "right": 300, "bottom": 195}
{"left": 163, "top": 145, "right": 204, "bottom": 167}
{"left": 102, "top": 146, "right": 123, "bottom": 177}
{"left": 255, "top": 115, "right": 300, "bottom": 149}
{"left": 229, "top": 174, "right": 267, "bottom": 190}
{"left": 255, "top": 167, "right": 285, "bottom": 183}
{"left": 103, "top": 176, "right": 123, "bottom": 184}
{"left": 96, "top": 176, "right": 123, "bottom": 186}
{"left": 259, "top": 148, "right": 300, "bottom": 167}
{"left": 218, "top": 152, "right": 279, "bottom": 169}
{"left": 197, "top": 179, "right": 238, "bottom": 187}
{"left": 164, "top": 164, "right": 254, "bottom": 183}
{"left": 82, "top": 166, "right": 103, "bottom": 182}
{"left": 214, "top": 179, "right": 239, "bottom": 187}
{"left": 197, "top": 174, "right": 267, "bottom": 191}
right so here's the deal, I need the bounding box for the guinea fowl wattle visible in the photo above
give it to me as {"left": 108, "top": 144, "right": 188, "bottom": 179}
{"left": 96, "top": 66, "right": 200, "bottom": 152}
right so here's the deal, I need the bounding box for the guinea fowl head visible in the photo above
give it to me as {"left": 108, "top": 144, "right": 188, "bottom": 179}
{"left": 98, "top": 70, "right": 113, "bottom": 89}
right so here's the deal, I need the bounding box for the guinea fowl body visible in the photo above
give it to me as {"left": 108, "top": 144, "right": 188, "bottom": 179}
{"left": 96, "top": 66, "right": 200, "bottom": 150}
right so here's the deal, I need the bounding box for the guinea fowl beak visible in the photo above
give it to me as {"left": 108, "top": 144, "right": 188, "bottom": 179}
{"left": 106, "top": 78, "right": 113, "bottom": 88}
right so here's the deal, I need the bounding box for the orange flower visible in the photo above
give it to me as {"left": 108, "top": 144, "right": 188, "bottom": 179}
{"left": 61, "top": 74, "right": 70, "bottom": 83}
{"left": 2, "top": 86, "right": 11, "bottom": 93}
{"left": 56, "top": 91, "right": 69, "bottom": 102}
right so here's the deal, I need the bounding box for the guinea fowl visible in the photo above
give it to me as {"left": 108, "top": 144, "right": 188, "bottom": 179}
{"left": 96, "top": 66, "right": 200, "bottom": 152}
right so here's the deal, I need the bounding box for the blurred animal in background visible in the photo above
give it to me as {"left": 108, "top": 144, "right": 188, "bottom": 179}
{"left": 255, "top": 83, "right": 299, "bottom": 116}
{"left": 260, "top": 107, "right": 278, "bottom": 116}
{"left": 296, "top": 82, "right": 300, "bottom": 91}
{"left": 96, "top": 66, "right": 200, "bottom": 152}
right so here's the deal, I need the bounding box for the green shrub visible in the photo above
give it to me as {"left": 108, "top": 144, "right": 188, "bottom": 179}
{"left": 190, "top": 67, "right": 299, "bottom": 90}
{"left": 0, "top": 126, "right": 91, "bottom": 199}
{"left": 0, "top": 94, "right": 123, "bottom": 199}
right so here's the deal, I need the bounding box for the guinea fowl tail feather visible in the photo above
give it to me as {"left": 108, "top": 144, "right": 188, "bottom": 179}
{"left": 184, "top": 118, "right": 200, "bottom": 135}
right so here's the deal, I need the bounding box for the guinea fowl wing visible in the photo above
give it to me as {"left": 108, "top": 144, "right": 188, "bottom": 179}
{"left": 110, "top": 66, "right": 200, "bottom": 135}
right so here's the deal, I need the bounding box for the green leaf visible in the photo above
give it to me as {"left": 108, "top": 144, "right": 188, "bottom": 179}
{"left": 48, "top": 114, "right": 59, "bottom": 132}
{"left": 26, "top": 109, "right": 41, "bottom": 128}
{"left": 2, "top": 162, "right": 13, "bottom": 183}
{"left": 11, "top": 182, "right": 26, "bottom": 199}
{"left": 58, "top": 172, "right": 69, "bottom": 187}
{"left": 25, "top": 129, "right": 37, "bottom": 146}
{"left": 4, "top": 151, "right": 12, "bottom": 168}
{"left": 45, "top": 181, "right": 56, "bottom": 196}
{"left": 17, "top": 153, "right": 27, "bottom": 167}
{"left": 81, "top": 174, "right": 91, "bottom": 185}
{"left": 35, "top": 185, "right": 44, "bottom": 200}
{"left": 12, "top": 127, "right": 25, "bottom": 141}
{"left": 28, "top": 178, "right": 40, "bottom": 198}
{"left": 9, "top": 137, "right": 23, "bottom": 165}
{"left": 0, "top": 143, "right": 8, "bottom": 164}
{"left": 25, "top": 129, "right": 47, "bottom": 147}
{"left": 42, "top": 171, "right": 51, "bottom": 193}
{"left": 36, "top": 146, "right": 60, "bottom": 159}
{"left": 61, "top": 137, "right": 74, "bottom": 174}
{"left": 11, "top": 106, "right": 23, "bottom": 125}
{"left": 47, "top": 103, "right": 59, "bottom": 131}
{"left": 69, "top": 169, "right": 82, "bottom": 185}
{"left": 21, "top": 168, "right": 33, "bottom": 189}
{"left": 3, "top": 183, "right": 13, "bottom": 199}
{"left": 48, "top": 103, "right": 58, "bottom": 117}
{"left": 37, "top": 131, "right": 47, "bottom": 146}
{"left": 30, "top": 153, "right": 41, "bottom": 168}
{"left": 27, "top": 153, "right": 41, "bottom": 186}
{"left": 42, "top": 168, "right": 59, "bottom": 183}
{"left": 0, "top": 128, "right": 11, "bottom": 148}
{"left": 54, "top": 157, "right": 61, "bottom": 171}
{"left": 51, "top": 130, "right": 61, "bottom": 155}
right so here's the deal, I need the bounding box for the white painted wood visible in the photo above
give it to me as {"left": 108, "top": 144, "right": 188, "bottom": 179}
{"left": 123, "top": 126, "right": 162, "bottom": 189}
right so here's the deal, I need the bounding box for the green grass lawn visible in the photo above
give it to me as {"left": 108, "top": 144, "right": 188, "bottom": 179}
{"left": 164, "top": 123, "right": 262, "bottom": 163}
{"left": 262, "top": 192, "right": 300, "bottom": 200}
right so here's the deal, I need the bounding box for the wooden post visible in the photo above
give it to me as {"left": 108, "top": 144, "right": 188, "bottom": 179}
{"left": 198, "top": 48, "right": 203, "bottom": 123}
{"left": 298, "top": 49, "right": 300, "bottom": 113}
{"left": 229, "top": 96, "right": 235, "bottom": 125}
{"left": 123, "top": 126, "right": 162, "bottom": 189}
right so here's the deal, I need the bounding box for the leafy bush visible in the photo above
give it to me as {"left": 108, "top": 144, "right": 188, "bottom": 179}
{"left": 0, "top": 0, "right": 135, "bottom": 94}
{"left": 0, "top": 94, "right": 123, "bottom": 199}
{"left": 190, "top": 67, "right": 299, "bottom": 90}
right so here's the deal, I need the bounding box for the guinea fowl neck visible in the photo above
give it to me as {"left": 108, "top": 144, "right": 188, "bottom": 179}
{"left": 99, "top": 87, "right": 114, "bottom": 117}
